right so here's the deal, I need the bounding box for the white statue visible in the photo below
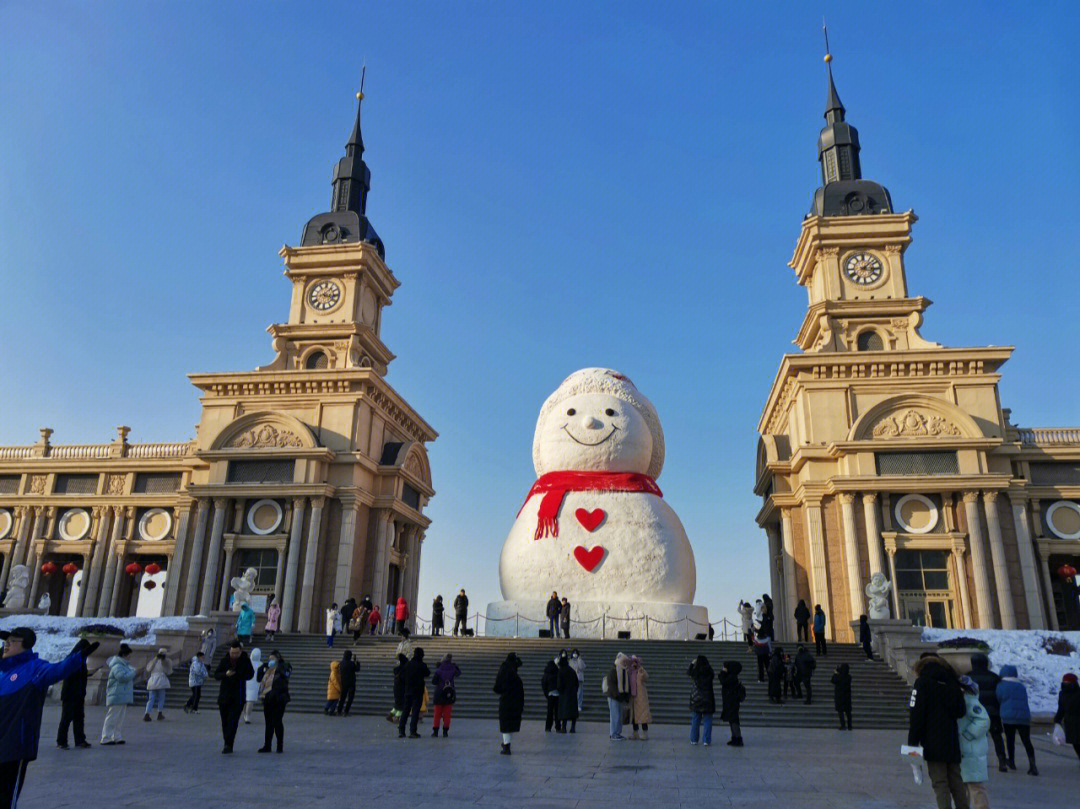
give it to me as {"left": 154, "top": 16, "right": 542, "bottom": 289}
{"left": 3, "top": 564, "right": 29, "bottom": 609}
{"left": 229, "top": 567, "right": 258, "bottom": 612}
{"left": 866, "top": 572, "right": 892, "bottom": 620}
{"left": 37, "top": 591, "right": 51, "bottom": 612}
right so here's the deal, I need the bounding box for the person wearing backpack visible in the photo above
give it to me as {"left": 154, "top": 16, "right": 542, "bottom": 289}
{"left": 718, "top": 660, "right": 746, "bottom": 747}
{"left": 431, "top": 654, "right": 461, "bottom": 737}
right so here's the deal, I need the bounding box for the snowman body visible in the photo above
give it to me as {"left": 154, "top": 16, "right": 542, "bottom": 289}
{"left": 486, "top": 369, "right": 708, "bottom": 639}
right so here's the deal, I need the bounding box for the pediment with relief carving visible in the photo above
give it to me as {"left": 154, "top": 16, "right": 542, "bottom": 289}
{"left": 871, "top": 409, "right": 962, "bottom": 439}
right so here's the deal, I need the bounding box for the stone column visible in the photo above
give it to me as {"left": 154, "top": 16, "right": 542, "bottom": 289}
{"left": 862, "top": 493, "right": 886, "bottom": 577}
{"left": 1036, "top": 544, "right": 1059, "bottom": 631}
{"left": 296, "top": 497, "right": 325, "bottom": 632}
{"left": 962, "top": 492, "right": 994, "bottom": 627}
{"left": 218, "top": 546, "right": 236, "bottom": 611}
{"left": 82, "top": 507, "right": 112, "bottom": 616}
{"left": 24, "top": 507, "right": 47, "bottom": 573}
{"left": 280, "top": 497, "right": 306, "bottom": 632}
{"left": 950, "top": 541, "right": 973, "bottom": 629}
{"left": 408, "top": 530, "right": 425, "bottom": 628}
{"left": 805, "top": 501, "right": 831, "bottom": 637}
{"left": 74, "top": 552, "right": 92, "bottom": 615}
{"left": 0, "top": 508, "right": 28, "bottom": 590}
{"left": 333, "top": 496, "right": 361, "bottom": 605}
{"left": 765, "top": 524, "right": 783, "bottom": 638}
{"left": 107, "top": 550, "right": 126, "bottom": 617}
{"left": 1008, "top": 495, "right": 1045, "bottom": 629}
{"left": 11, "top": 506, "right": 33, "bottom": 568}
{"left": 884, "top": 539, "right": 901, "bottom": 618}
{"left": 982, "top": 492, "right": 1016, "bottom": 629}
{"left": 162, "top": 501, "right": 193, "bottom": 616}
{"left": 838, "top": 493, "right": 865, "bottom": 621}
{"left": 97, "top": 507, "right": 124, "bottom": 617}
{"left": 370, "top": 512, "right": 394, "bottom": 611}
{"left": 779, "top": 509, "right": 798, "bottom": 641}
{"left": 198, "top": 498, "right": 229, "bottom": 615}
{"left": 181, "top": 500, "right": 211, "bottom": 615}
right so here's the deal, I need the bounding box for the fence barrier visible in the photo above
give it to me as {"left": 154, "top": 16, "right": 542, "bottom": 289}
{"left": 395, "top": 612, "right": 740, "bottom": 641}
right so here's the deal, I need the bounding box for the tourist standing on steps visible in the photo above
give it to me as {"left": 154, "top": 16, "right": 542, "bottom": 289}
{"left": 101, "top": 643, "right": 135, "bottom": 746}
{"left": 200, "top": 627, "right": 217, "bottom": 661}
{"left": 453, "top": 589, "right": 469, "bottom": 636}
{"left": 396, "top": 628, "right": 415, "bottom": 661}
{"left": 389, "top": 653, "right": 408, "bottom": 724}
{"left": 832, "top": 663, "right": 852, "bottom": 730}
{"left": 858, "top": 615, "right": 873, "bottom": 660}
{"left": 325, "top": 603, "right": 341, "bottom": 647}
{"left": 569, "top": 649, "right": 586, "bottom": 713}
{"left": 399, "top": 648, "right": 430, "bottom": 738}
{"left": 57, "top": 639, "right": 95, "bottom": 749}
{"left": 0, "top": 629, "right": 97, "bottom": 808}
{"left": 368, "top": 604, "right": 382, "bottom": 636}
{"left": 395, "top": 597, "right": 410, "bottom": 635}
{"left": 325, "top": 658, "right": 341, "bottom": 715}
{"left": 907, "top": 654, "right": 968, "bottom": 809}
{"left": 738, "top": 600, "right": 754, "bottom": 647}
{"left": 793, "top": 645, "right": 816, "bottom": 704}
{"left": 718, "top": 660, "right": 745, "bottom": 747}
{"left": 557, "top": 653, "right": 579, "bottom": 734}
{"left": 813, "top": 605, "right": 827, "bottom": 656}
{"left": 767, "top": 645, "right": 786, "bottom": 705}
{"left": 264, "top": 595, "right": 281, "bottom": 641}
{"left": 351, "top": 602, "right": 370, "bottom": 642}
{"left": 996, "top": 664, "right": 1037, "bottom": 775}
{"left": 545, "top": 591, "right": 561, "bottom": 637}
{"left": 628, "top": 655, "right": 650, "bottom": 740}
{"left": 337, "top": 650, "right": 357, "bottom": 716}
{"left": 559, "top": 597, "right": 572, "bottom": 639}
{"left": 969, "top": 653, "right": 1006, "bottom": 771}
{"left": 431, "top": 654, "right": 461, "bottom": 737}
{"left": 604, "top": 653, "right": 631, "bottom": 740}
{"left": 143, "top": 648, "right": 173, "bottom": 722}
{"left": 243, "top": 648, "right": 262, "bottom": 724}
{"left": 184, "top": 651, "right": 208, "bottom": 713}
{"left": 1054, "top": 673, "right": 1080, "bottom": 762}
{"left": 340, "top": 598, "right": 357, "bottom": 638}
{"left": 762, "top": 593, "right": 774, "bottom": 624}
{"left": 759, "top": 594, "right": 775, "bottom": 641}
{"left": 236, "top": 602, "right": 255, "bottom": 646}
{"left": 794, "top": 600, "right": 811, "bottom": 643}
{"left": 957, "top": 675, "right": 991, "bottom": 809}
{"left": 494, "top": 653, "right": 524, "bottom": 755}
{"left": 256, "top": 650, "right": 290, "bottom": 753}
{"left": 687, "top": 654, "right": 715, "bottom": 746}
{"left": 752, "top": 632, "right": 772, "bottom": 683}
{"left": 542, "top": 655, "right": 560, "bottom": 732}
{"left": 431, "top": 595, "right": 445, "bottom": 637}
{"left": 214, "top": 642, "right": 254, "bottom": 755}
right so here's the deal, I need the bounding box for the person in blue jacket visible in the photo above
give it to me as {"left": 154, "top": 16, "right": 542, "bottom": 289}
{"left": 812, "top": 605, "right": 828, "bottom": 656}
{"left": 996, "top": 664, "right": 1037, "bottom": 775}
{"left": 0, "top": 627, "right": 97, "bottom": 808}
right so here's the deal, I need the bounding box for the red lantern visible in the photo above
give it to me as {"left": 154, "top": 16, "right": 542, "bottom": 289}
{"left": 1058, "top": 564, "right": 1077, "bottom": 580}
{"left": 143, "top": 580, "right": 158, "bottom": 590}
{"left": 144, "top": 563, "right": 162, "bottom": 576}
{"left": 41, "top": 561, "right": 58, "bottom": 577}
{"left": 62, "top": 562, "right": 79, "bottom": 577}
{"left": 124, "top": 562, "right": 142, "bottom": 577}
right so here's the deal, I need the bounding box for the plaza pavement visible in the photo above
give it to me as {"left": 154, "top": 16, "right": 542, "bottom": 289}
{"left": 30, "top": 705, "right": 1077, "bottom": 809}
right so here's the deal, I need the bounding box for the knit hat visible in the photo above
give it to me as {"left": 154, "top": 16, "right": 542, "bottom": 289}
{"left": 533, "top": 368, "right": 664, "bottom": 478}
{"left": 1064, "top": 673, "right": 1079, "bottom": 686}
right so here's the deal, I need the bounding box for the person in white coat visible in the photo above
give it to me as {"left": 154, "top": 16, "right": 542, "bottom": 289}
{"left": 143, "top": 648, "right": 173, "bottom": 722}
{"left": 184, "top": 652, "right": 208, "bottom": 713}
{"left": 569, "top": 649, "right": 586, "bottom": 713}
{"left": 243, "top": 648, "right": 262, "bottom": 724}
{"left": 325, "top": 604, "right": 341, "bottom": 647}
{"left": 738, "top": 601, "right": 755, "bottom": 647}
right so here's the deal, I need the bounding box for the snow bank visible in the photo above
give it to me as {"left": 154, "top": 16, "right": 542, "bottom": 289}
{"left": 0, "top": 615, "right": 189, "bottom": 663}
{"left": 922, "top": 628, "right": 1080, "bottom": 715}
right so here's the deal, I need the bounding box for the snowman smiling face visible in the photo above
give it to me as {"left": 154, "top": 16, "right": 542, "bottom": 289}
{"left": 534, "top": 392, "right": 652, "bottom": 475}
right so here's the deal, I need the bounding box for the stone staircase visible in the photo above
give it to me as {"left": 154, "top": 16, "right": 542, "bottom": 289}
{"left": 167, "top": 635, "right": 911, "bottom": 728}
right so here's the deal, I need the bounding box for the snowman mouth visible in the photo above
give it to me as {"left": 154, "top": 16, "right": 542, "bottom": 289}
{"left": 562, "top": 424, "right": 618, "bottom": 446}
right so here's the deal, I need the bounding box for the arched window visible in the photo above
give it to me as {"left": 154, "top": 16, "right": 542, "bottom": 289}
{"left": 305, "top": 351, "right": 328, "bottom": 369}
{"left": 857, "top": 330, "right": 884, "bottom": 351}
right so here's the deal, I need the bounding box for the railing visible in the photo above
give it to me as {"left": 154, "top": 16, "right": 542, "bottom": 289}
{"left": 404, "top": 612, "right": 741, "bottom": 641}
{"left": 0, "top": 446, "right": 35, "bottom": 459}
{"left": 127, "top": 442, "right": 193, "bottom": 458}
{"left": 48, "top": 444, "right": 112, "bottom": 459}
{"left": 1017, "top": 427, "right": 1080, "bottom": 445}
{"left": 0, "top": 441, "right": 193, "bottom": 460}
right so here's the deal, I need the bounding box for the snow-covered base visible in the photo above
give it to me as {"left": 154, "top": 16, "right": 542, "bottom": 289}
{"left": 0, "top": 615, "right": 189, "bottom": 663}
{"left": 485, "top": 599, "right": 709, "bottom": 640}
{"left": 922, "top": 628, "right": 1080, "bottom": 715}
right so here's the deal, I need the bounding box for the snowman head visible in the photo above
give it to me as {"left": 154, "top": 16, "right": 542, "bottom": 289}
{"left": 533, "top": 368, "right": 665, "bottom": 478}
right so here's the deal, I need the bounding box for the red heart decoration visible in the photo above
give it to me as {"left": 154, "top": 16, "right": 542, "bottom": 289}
{"left": 575, "top": 508, "right": 605, "bottom": 532}
{"left": 573, "top": 545, "right": 605, "bottom": 572}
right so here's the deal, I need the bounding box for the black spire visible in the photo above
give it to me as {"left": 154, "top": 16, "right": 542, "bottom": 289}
{"left": 302, "top": 76, "right": 385, "bottom": 257}
{"left": 809, "top": 39, "right": 892, "bottom": 217}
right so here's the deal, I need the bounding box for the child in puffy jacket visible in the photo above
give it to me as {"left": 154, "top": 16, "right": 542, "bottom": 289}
{"left": 184, "top": 652, "right": 208, "bottom": 713}
{"left": 325, "top": 659, "right": 341, "bottom": 715}
{"left": 958, "top": 675, "right": 991, "bottom": 809}
{"left": 996, "top": 664, "right": 1036, "bottom": 775}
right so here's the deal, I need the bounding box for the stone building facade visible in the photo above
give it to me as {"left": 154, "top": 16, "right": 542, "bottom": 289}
{"left": 755, "top": 63, "right": 1080, "bottom": 641}
{"left": 0, "top": 96, "right": 436, "bottom": 632}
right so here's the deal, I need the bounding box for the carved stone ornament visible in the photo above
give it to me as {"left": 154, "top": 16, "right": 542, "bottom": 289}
{"left": 105, "top": 474, "right": 126, "bottom": 495}
{"left": 871, "top": 409, "right": 962, "bottom": 439}
{"left": 228, "top": 424, "right": 304, "bottom": 449}
{"left": 403, "top": 454, "right": 423, "bottom": 479}
{"left": 865, "top": 572, "right": 892, "bottom": 619}
{"left": 27, "top": 475, "right": 46, "bottom": 495}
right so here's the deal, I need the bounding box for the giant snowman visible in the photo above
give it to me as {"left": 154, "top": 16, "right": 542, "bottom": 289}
{"left": 486, "top": 368, "right": 708, "bottom": 639}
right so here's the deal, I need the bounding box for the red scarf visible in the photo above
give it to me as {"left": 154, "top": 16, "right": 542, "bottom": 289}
{"left": 518, "top": 471, "right": 662, "bottom": 540}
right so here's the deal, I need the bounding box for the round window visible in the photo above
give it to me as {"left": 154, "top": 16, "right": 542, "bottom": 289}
{"left": 0, "top": 509, "right": 12, "bottom": 540}
{"left": 1046, "top": 501, "right": 1080, "bottom": 540}
{"left": 138, "top": 508, "right": 173, "bottom": 542}
{"left": 894, "top": 494, "right": 939, "bottom": 534}
{"left": 58, "top": 508, "right": 92, "bottom": 541}
{"left": 247, "top": 499, "right": 283, "bottom": 535}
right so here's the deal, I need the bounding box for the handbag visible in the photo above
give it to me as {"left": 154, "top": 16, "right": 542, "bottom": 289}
{"left": 1052, "top": 724, "right": 1066, "bottom": 746}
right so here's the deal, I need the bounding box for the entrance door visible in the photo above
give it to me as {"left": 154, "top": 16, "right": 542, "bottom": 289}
{"left": 901, "top": 594, "right": 955, "bottom": 628}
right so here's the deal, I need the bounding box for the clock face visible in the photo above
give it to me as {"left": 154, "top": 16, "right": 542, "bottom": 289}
{"left": 844, "top": 253, "right": 884, "bottom": 286}
{"left": 308, "top": 280, "right": 342, "bottom": 312}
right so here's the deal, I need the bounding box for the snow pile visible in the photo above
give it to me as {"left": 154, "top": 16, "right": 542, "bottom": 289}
{"left": 922, "top": 628, "right": 1080, "bottom": 715}
{"left": 0, "top": 615, "right": 189, "bottom": 663}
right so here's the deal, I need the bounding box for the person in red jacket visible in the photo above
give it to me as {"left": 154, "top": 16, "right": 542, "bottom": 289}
{"left": 368, "top": 605, "right": 382, "bottom": 636}
{"left": 395, "top": 597, "right": 410, "bottom": 635}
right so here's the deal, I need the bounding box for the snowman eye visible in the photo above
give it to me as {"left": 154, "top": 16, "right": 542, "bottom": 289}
{"left": 605, "top": 408, "right": 615, "bottom": 417}
{"left": 566, "top": 408, "right": 576, "bottom": 416}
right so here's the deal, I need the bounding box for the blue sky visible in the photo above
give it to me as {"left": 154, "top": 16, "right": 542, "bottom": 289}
{"left": 2, "top": 2, "right": 1078, "bottom": 629}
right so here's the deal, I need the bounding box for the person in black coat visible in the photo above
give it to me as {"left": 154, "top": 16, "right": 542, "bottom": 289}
{"left": 545, "top": 592, "right": 561, "bottom": 636}
{"left": 969, "top": 652, "right": 1006, "bottom": 771}
{"left": 56, "top": 640, "right": 93, "bottom": 748}
{"left": 556, "top": 654, "right": 579, "bottom": 733}
{"left": 907, "top": 655, "right": 967, "bottom": 809}
{"left": 336, "top": 650, "right": 357, "bottom": 716}
{"left": 389, "top": 653, "right": 408, "bottom": 723}
{"left": 794, "top": 600, "right": 811, "bottom": 643}
{"left": 793, "top": 645, "right": 816, "bottom": 705}
{"left": 762, "top": 593, "right": 774, "bottom": 623}
{"left": 493, "top": 653, "right": 524, "bottom": 755}
{"left": 340, "top": 598, "right": 357, "bottom": 635}
{"left": 214, "top": 642, "right": 255, "bottom": 754}
{"left": 767, "top": 646, "right": 786, "bottom": 704}
{"left": 718, "top": 660, "right": 746, "bottom": 746}
{"left": 432, "top": 596, "right": 445, "bottom": 637}
{"left": 398, "top": 648, "right": 430, "bottom": 738}
{"left": 1054, "top": 673, "right": 1080, "bottom": 761}
{"left": 256, "top": 650, "right": 290, "bottom": 753}
{"left": 453, "top": 589, "right": 469, "bottom": 636}
{"left": 832, "top": 662, "right": 852, "bottom": 730}
{"left": 688, "top": 655, "right": 715, "bottom": 745}
{"left": 559, "top": 598, "right": 571, "bottom": 639}
{"left": 858, "top": 615, "right": 873, "bottom": 660}
{"left": 542, "top": 657, "right": 560, "bottom": 732}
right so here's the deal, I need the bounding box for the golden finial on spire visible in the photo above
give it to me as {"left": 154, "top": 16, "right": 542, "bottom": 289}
{"left": 357, "top": 64, "right": 366, "bottom": 102}
{"left": 823, "top": 20, "right": 833, "bottom": 63}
